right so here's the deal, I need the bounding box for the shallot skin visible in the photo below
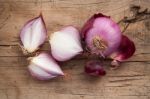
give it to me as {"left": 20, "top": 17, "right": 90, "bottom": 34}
{"left": 85, "top": 60, "right": 106, "bottom": 76}
{"left": 20, "top": 14, "right": 47, "bottom": 54}
{"left": 81, "top": 13, "right": 109, "bottom": 38}
{"left": 81, "top": 13, "right": 122, "bottom": 57}
{"left": 111, "top": 35, "right": 135, "bottom": 61}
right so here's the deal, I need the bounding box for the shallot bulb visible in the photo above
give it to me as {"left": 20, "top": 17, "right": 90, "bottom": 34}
{"left": 81, "top": 13, "right": 121, "bottom": 57}
{"left": 28, "top": 52, "right": 64, "bottom": 80}
{"left": 49, "top": 26, "right": 83, "bottom": 61}
{"left": 20, "top": 14, "right": 47, "bottom": 54}
{"left": 85, "top": 60, "right": 106, "bottom": 76}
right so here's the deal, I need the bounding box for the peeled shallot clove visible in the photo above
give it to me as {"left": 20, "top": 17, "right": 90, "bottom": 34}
{"left": 49, "top": 26, "right": 83, "bottom": 61}
{"left": 28, "top": 52, "right": 64, "bottom": 80}
{"left": 20, "top": 14, "right": 47, "bottom": 54}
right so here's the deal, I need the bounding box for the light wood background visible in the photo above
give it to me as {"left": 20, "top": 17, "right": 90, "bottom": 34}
{"left": 0, "top": 0, "right": 150, "bottom": 99}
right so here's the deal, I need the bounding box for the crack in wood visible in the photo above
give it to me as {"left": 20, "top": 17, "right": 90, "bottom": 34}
{"left": 109, "top": 78, "right": 142, "bottom": 83}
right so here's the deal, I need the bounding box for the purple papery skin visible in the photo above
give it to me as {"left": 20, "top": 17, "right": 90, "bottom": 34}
{"left": 84, "top": 15, "right": 121, "bottom": 56}
{"left": 85, "top": 60, "right": 106, "bottom": 76}
{"left": 81, "top": 13, "right": 109, "bottom": 38}
{"left": 112, "top": 35, "right": 135, "bottom": 61}
{"left": 20, "top": 14, "right": 47, "bottom": 53}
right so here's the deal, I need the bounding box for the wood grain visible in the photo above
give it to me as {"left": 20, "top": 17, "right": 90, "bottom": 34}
{"left": 0, "top": 0, "right": 150, "bottom": 99}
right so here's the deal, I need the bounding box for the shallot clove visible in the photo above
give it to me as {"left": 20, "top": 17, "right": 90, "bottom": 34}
{"left": 20, "top": 14, "right": 47, "bottom": 54}
{"left": 28, "top": 52, "right": 64, "bottom": 80}
{"left": 85, "top": 60, "right": 106, "bottom": 76}
{"left": 110, "top": 35, "right": 135, "bottom": 62}
{"left": 49, "top": 26, "right": 83, "bottom": 61}
{"left": 81, "top": 13, "right": 121, "bottom": 57}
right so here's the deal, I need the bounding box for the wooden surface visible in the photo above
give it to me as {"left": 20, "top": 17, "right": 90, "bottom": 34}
{"left": 0, "top": 0, "right": 150, "bottom": 99}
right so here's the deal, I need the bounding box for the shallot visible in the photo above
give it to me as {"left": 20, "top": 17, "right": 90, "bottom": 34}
{"left": 20, "top": 14, "right": 47, "bottom": 54}
{"left": 28, "top": 52, "right": 64, "bottom": 80}
{"left": 81, "top": 13, "right": 122, "bottom": 57}
{"left": 49, "top": 26, "right": 83, "bottom": 61}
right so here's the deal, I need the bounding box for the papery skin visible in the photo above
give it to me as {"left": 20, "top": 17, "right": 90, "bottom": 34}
{"left": 81, "top": 13, "right": 121, "bottom": 57}
{"left": 28, "top": 52, "right": 64, "bottom": 80}
{"left": 49, "top": 26, "right": 83, "bottom": 61}
{"left": 81, "top": 13, "right": 109, "bottom": 38}
{"left": 110, "top": 35, "right": 135, "bottom": 61}
{"left": 85, "top": 60, "right": 106, "bottom": 76}
{"left": 20, "top": 14, "right": 47, "bottom": 53}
